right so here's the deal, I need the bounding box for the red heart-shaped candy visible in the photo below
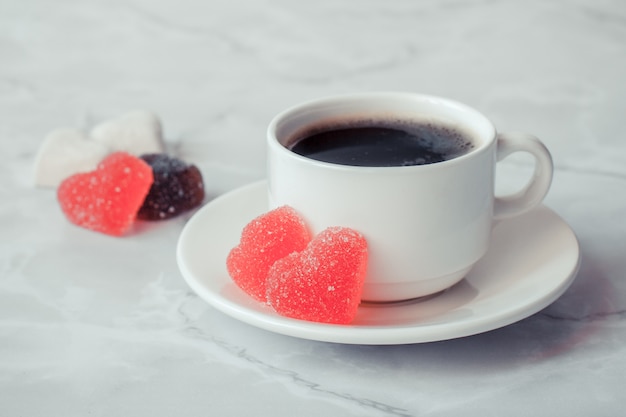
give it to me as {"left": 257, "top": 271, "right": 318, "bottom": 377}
{"left": 266, "top": 227, "right": 368, "bottom": 324}
{"left": 226, "top": 206, "right": 312, "bottom": 302}
{"left": 57, "top": 152, "right": 154, "bottom": 236}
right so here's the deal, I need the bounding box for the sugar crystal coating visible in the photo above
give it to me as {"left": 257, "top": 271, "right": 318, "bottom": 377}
{"left": 137, "top": 154, "right": 205, "bottom": 220}
{"left": 266, "top": 226, "right": 368, "bottom": 324}
{"left": 226, "top": 206, "right": 311, "bottom": 302}
{"left": 57, "top": 152, "right": 154, "bottom": 236}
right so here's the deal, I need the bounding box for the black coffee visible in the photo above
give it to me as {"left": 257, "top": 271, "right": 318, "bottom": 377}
{"left": 289, "top": 120, "right": 475, "bottom": 167}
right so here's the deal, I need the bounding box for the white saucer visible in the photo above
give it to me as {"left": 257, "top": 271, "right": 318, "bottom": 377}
{"left": 176, "top": 181, "right": 581, "bottom": 345}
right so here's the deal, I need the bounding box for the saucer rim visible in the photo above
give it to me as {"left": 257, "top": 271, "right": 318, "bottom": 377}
{"left": 176, "top": 180, "right": 581, "bottom": 345}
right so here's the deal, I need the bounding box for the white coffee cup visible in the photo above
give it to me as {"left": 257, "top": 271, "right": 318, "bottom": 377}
{"left": 267, "top": 92, "right": 553, "bottom": 302}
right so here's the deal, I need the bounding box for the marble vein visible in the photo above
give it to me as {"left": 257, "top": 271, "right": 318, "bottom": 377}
{"left": 119, "top": 2, "right": 251, "bottom": 53}
{"left": 181, "top": 312, "right": 412, "bottom": 416}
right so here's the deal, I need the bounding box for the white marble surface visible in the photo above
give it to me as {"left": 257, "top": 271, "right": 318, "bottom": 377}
{"left": 1, "top": 0, "right": 625, "bottom": 415}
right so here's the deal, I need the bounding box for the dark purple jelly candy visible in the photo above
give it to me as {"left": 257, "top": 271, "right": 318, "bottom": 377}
{"left": 137, "top": 154, "right": 205, "bottom": 220}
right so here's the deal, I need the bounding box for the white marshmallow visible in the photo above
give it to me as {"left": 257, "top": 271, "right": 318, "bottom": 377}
{"left": 33, "top": 128, "right": 109, "bottom": 188}
{"left": 90, "top": 110, "right": 165, "bottom": 155}
{"left": 33, "top": 110, "right": 166, "bottom": 188}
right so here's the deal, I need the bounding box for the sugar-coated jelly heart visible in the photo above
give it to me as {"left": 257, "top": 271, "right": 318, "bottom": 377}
{"left": 137, "top": 154, "right": 205, "bottom": 220}
{"left": 266, "top": 226, "right": 368, "bottom": 325}
{"left": 226, "top": 206, "right": 312, "bottom": 302}
{"left": 57, "top": 152, "right": 154, "bottom": 236}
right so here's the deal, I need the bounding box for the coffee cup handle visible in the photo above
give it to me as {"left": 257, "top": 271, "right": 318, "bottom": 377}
{"left": 493, "top": 132, "right": 554, "bottom": 220}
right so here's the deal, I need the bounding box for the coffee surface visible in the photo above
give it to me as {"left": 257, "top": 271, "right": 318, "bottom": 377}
{"left": 289, "top": 120, "right": 475, "bottom": 167}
